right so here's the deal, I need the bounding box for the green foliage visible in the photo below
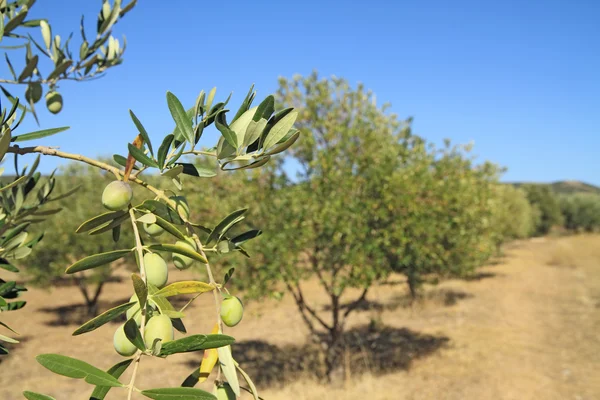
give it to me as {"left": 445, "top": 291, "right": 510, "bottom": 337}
{"left": 0, "top": 0, "right": 135, "bottom": 119}
{"left": 522, "top": 184, "right": 564, "bottom": 235}
{"left": 491, "top": 185, "right": 538, "bottom": 241}
{"left": 386, "top": 141, "right": 503, "bottom": 295}
{"left": 559, "top": 193, "right": 600, "bottom": 232}
{"left": 12, "top": 86, "right": 296, "bottom": 399}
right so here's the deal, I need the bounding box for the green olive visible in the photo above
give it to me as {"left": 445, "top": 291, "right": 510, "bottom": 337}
{"left": 125, "top": 294, "right": 142, "bottom": 325}
{"left": 102, "top": 181, "right": 133, "bottom": 211}
{"left": 144, "top": 252, "right": 168, "bottom": 288}
{"left": 25, "top": 83, "right": 42, "bottom": 104}
{"left": 143, "top": 222, "right": 164, "bottom": 237}
{"left": 172, "top": 239, "right": 197, "bottom": 270}
{"left": 215, "top": 383, "right": 236, "bottom": 400}
{"left": 113, "top": 324, "right": 137, "bottom": 356}
{"left": 169, "top": 195, "right": 190, "bottom": 219}
{"left": 144, "top": 314, "right": 174, "bottom": 348}
{"left": 220, "top": 296, "right": 244, "bottom": 327}
{"left": 45, "top": 90, "right": 63, "bottom": 114}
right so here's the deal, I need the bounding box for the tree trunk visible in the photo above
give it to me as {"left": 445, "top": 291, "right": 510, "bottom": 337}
{"left": 407, "top": 269, "right": 419, "bottom": 300}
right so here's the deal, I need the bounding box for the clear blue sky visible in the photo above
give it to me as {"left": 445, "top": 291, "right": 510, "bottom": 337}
{"left": 9, "top": 0, "right": 600, "bottom": 185}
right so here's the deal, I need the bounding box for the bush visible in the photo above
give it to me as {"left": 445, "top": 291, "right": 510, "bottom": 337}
{"left": 521, "top": 184, "right": 563, "bottom": 235}
{"left": 560, "top": 193, "right": 600, "bottom": 232}
{"left": 491, "top": 185, "right": 537, "bottom": 241}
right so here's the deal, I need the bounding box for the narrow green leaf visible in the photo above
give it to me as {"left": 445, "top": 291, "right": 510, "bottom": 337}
{"left": 0, "top": 320, "right": 19, "bottom": 335}
{"left": 129, "top": 110, "right": 153, "bottom": 155}
{"left": 175, "top": 163, "right": 216, "bottom": 178}
{"left": 141, "top": 387, "right": 216, "bottom": 400}
{"left": 0, "top": 281, "right": 16, "bottom": 297}
{"left": 128, "top": 143, "right": 159, "bottom": 168}
{"left": 0, "top": 259, "right": 19, "bottom": 273}
{"left": 0, "top": 175, "right": 27, "bottom": 193}
{"left": 76, "top": 211, "right": 127, "bottom": 233}
{"left": 88, "top": 213, "right": 129, "bottom": 236}
{"left": 152, "top": 215, "right": 186, "bottom": 240}
{"left": 47, "top": 184, "right": 81, "bottom": 202}
{"left": 36, "top": 354, "right": 124, "bottom": 387}
{"left": 131, "top": 273, "right": 147, "bottom": 309}
{"left": 72, "top": 302, "right": 136, "bottom": 336}
{"left": 231, "top": 230, "right": 262, "bottom": 246}
{"left": 136, "top": 213, "right": 156, "bottom": 224}
{"left": 157, "top": 134, "right": 174, "bottom": 168}
{"left": 11, "top": 126, "right": 69, "bottom": 142}
{"left": 206, "top": 209, "right": 248, "bottom": 245}
{"left": 243, "top": 118, "right": 267, "bottom": 149}
{"left": 264, "top": 130, "right": 300, "bottom": 156}
{"left": 22, "top": 392, "right": 56, "bottom": 400}
{"left": 124, "top": 318, "right": 145, "bottom": 351}
{"left": 65, "top": 249, "right": 132, "bottom": 274}
{"left": 18, "top": 55, "right": 38, "bottom": 82}
{"left": 161, "top": 165, "right": 183, "bottom": 178}
{"left": 217, "top": 345, "right": 240, "bottom": 396}
{"left": 89, "top": 359, "right": 133, "bottom": 400}
{"left": 204, "top": 87, "right": 217, "bottom": 113}
{"left": 159, "top": 334, "right": 234, "bottom": 357}
{"left": 263, "top": 110, "right": 298, "bottom": 150}
{"left": 47, "top": 60, "right": 73, "bottom": 80}
{"left": 223, "top": 268, "right": 235, "bottom": 285}
{"left": 139, "top": 200, "right": 183, "bottom": 225}
{"left": 253, "top": 95, "right": 275, "bottom": 122}
{"left": 230, "top": 106, "right": 257, "bottom": 149}
{"left": 147, "top": 244, "right": 207, "bottom": 264}
{"left": 167, "top": 92, "right": 194, "bottom": 145}
{"left": 0, "top": 332, "right": 18, "bottom": 343}
{"left": 153, "top": 281, "right": 213, "bottom": 298}
{"left": 214, "top": 110, "right": 237, "bottom": 148}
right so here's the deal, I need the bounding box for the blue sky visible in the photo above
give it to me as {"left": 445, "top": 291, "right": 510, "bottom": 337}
{"left": 7, "top": 0, "right": 600, "bottom": 184}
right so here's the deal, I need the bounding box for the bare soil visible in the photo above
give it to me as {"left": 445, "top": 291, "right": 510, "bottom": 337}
{"left": 1, "top": 235, "right": 599, "bottom": 399}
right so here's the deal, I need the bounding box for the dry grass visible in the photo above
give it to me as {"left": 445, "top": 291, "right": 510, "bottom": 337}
{"left": 545, "top": 234, "right": 600, "bottom": 269}
{"left": 1, "top": 236, "right": 600, "bottom": 399}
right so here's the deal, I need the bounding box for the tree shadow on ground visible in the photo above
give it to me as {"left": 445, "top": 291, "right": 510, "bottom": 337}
{"left": 463, "top": 271, "right": 501, "bottom": 282}
{"left": 38, "top": 296, "right": 131, "bottom": 326}
{"left": 183, "top": 325, "right": 449, "bottom": 387}
{"left": 389, "top": 288, "right": 474, "bottom": 309}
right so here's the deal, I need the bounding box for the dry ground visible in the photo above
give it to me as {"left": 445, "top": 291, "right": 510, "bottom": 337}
{"left": 1, "top": 235, "right": 600, "bottom": 399}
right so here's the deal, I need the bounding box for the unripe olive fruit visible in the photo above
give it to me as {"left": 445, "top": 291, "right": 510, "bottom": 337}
{"left": 113, "top": 324, "right": 137, "bottom": 356}
{"left": 143, "top": 222, "right": 164, "bottom": 237}
{"left": 172, "top": 239, "right": 197, "bottom": 270}
{"left": 25, "top": 83, "right": 42, "bottom": 104}
{"left": 144, "top": 252, "right": 168, "bottom": 288}
{"left": 45, "top": 90, "right": 63, "bottom": 114}
{"left": 102, "top": 181, "right": 133, "bottom": 211}
{"left": 144, "top": 314, "right": 174, "bottom": 348}
{"left": 220, "top": 296, "right": 244, "bottom": 327}
{"left": 169, "top": 195, "right": 190, "bottom": 219}
{"left": 215, "top": 383, "right": 236, "bottom": 400}
{"left": 126, "top": 294, "right": 142, "bottom": 325}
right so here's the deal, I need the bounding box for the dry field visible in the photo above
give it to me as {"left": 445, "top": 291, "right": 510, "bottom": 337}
{"left": 1, "top": 235, "right": 600, "bottom": 399}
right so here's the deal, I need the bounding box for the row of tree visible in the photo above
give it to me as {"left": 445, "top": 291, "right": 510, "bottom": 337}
{"left": 23, "top": 73, "right": 598, "bottom": 382}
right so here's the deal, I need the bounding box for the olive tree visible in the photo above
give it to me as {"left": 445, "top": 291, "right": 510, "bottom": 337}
{"left": 522, "top": 184, "right": 564, "bottom": 235}
{"left": 229, "top": 73, "right": 411, "bottom": 381}
{"left": 0, "top": 0, "right": 134, "bottom": 355}
{"left": 379, "top": 138, "right": 504, "bottom": 297}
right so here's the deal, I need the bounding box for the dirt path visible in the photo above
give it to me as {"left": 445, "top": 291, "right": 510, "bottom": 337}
{"left": 1, "top": 236, "right": 599, "bottom": 399}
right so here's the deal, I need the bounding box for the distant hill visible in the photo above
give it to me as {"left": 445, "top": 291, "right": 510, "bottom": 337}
{"left": 509, "top": 180, "right": 600, "bottom": 195}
